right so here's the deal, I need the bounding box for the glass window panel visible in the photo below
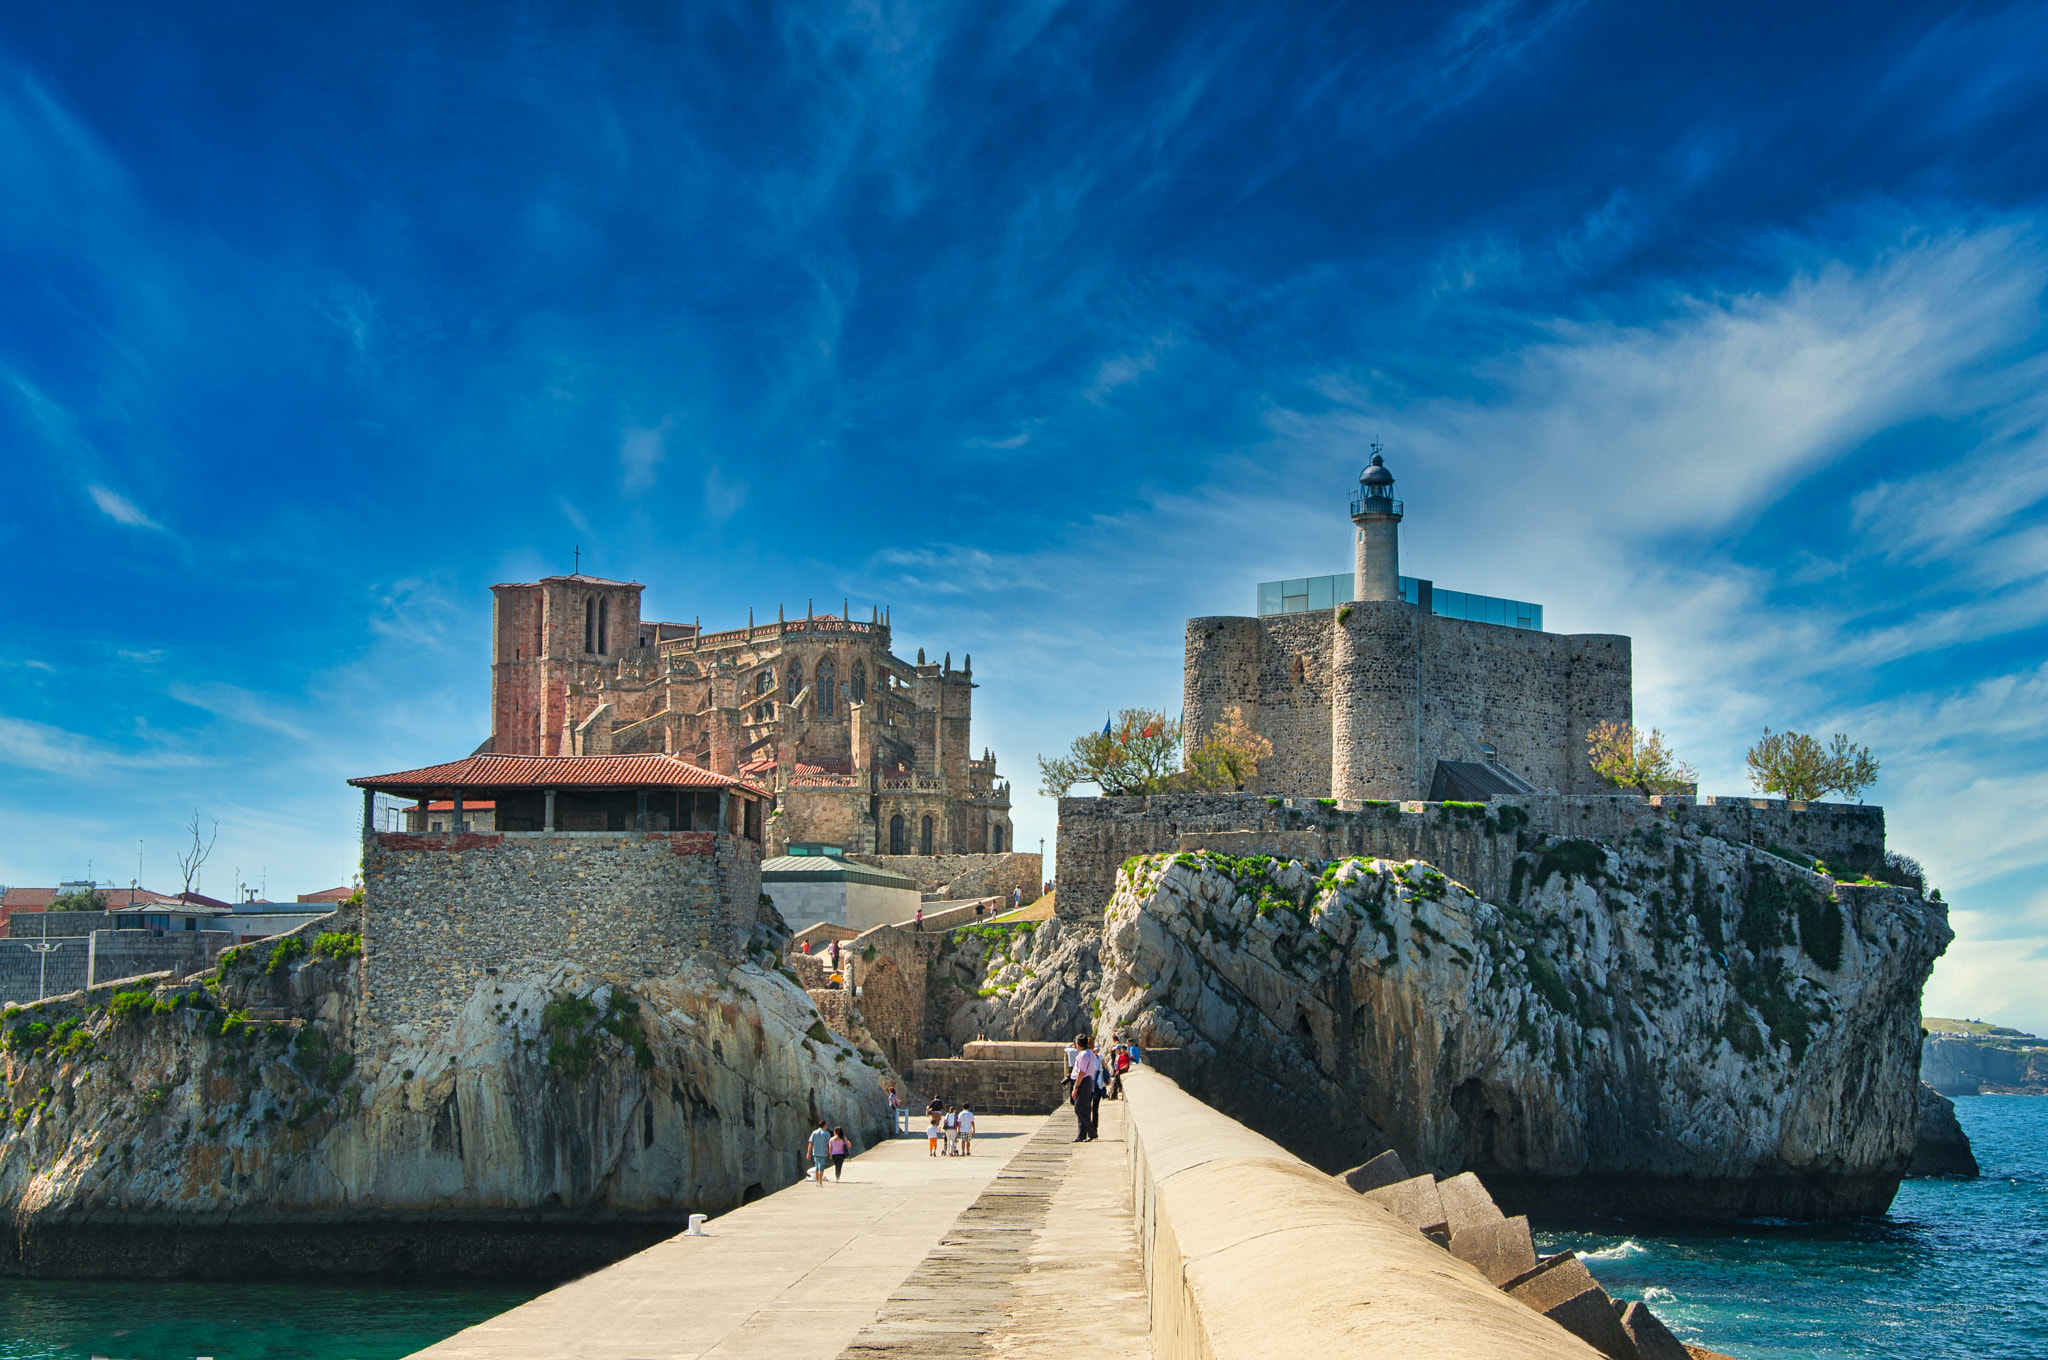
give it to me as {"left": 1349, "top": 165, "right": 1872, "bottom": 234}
{"left": 1258, "top": 581, "right": 1283, "bottom": 615}
{"left": 1336, "top": 575, "right": 1355, "bottom": 603}
{"left": 1308, "top": 576, "right": 1334, "bottom": 610}
{"left": 1282, "top": 592, "right": 1307, "bottom": 613}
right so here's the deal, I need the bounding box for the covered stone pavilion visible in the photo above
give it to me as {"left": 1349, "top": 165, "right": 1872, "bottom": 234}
{"left": 349, "top": 752, "right": 768, "bottom": 841}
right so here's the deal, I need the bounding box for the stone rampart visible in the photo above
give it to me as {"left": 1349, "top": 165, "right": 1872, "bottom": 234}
{"left": 908, "top": 1056, "right": 1068, "bottom": 1114}
{"left": 845, "top": 852, "right": 1041, "bottom": 904}
{"left": 1056, "top": 791, "right": 1885, "bottom": 920}
{"left": 1122, "top": 1067, "right": 1599, "bottom": 1360}
{"left": 0, "top": 931, "right": 232, "bottom": 1006}
{"left": 359, "top": 831, "right": 762, "bottom": 1037}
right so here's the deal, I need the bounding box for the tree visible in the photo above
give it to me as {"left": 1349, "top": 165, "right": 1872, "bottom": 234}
{"left": 1586, "top": 721, "right": 1698, "bottom": 796}
{"left": 51, "top": 886, "right": 107, "bottom": 912}
{"left": 1180, "top": 706, "right": 1274, "bottom": 792}
{"left": 1745, "top": 728, "right": 1880, "bottom": 802}
{"left": 1038, "top": 709, "right": 1184, "bottom": 797}
{"left": 176, "top": 810, "right": 220, "bottom": 898}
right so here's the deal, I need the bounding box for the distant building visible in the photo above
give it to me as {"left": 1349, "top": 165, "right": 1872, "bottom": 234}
{"left": 482, "top": 575, "right": 1014, "bottom": 859}
{"left": 760, "top": 844, "right": 921, "bottom": 933}
{"left": 297, "top": 886, "right": 357, "bottom": 904}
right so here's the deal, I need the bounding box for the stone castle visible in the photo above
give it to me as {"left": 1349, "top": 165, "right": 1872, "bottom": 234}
{"left": 1183, "top": 451, "right": 1632, "bottom": 801}
{"left": 486, "top": 576, "right": 1013, "bottom": 858}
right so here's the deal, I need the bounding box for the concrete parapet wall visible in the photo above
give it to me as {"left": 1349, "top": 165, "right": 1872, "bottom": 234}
{"left": 1122, "top": 1067, "right": 1600, "bottom": 1360}
{"left": 1057, "top": 790, "right": 1885, "bottom": 919}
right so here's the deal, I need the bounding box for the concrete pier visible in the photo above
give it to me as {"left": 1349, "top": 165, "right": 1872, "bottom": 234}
{"left": 411, "top": 1107, "right": 1147, "bottom": 1360}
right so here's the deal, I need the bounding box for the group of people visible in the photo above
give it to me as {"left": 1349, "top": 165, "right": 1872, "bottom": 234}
{"left": 805, "top": 1121, "right": 854, "bottom": 1184}
{"left": 1063, "top": 1033, "right": 1138, "bottom": 1141}
{"left": 925, "top": 1099, "right": 976, "bottom": 1156}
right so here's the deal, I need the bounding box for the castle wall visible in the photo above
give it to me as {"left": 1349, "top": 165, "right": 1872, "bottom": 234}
{"left": 1054, "top": 792, "right": 1887, "bottom": 921}
{"left": 359, "top": 832, "right": 761, "bottom": 1037}
{"left": 845, "top": 852, "right": 1043, "bottom": 904}
{"left": 1331, "top": 602, "right": 1421, "bottom": 800}
{"left": 1187, "top": 603, "right": 1635, "bottom": 803}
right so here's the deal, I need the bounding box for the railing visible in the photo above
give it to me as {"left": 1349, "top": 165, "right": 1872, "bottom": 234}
{"left": 1348, "top": 491, "right": 1404, "bottom": 518}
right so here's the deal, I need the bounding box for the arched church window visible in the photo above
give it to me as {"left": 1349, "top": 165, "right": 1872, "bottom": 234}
{"left": 890, "top": 814, "right": 907, "bottom": 855}
{"left": 584, "top": 599, "right": 596, "bottom": 654}
{"left": 816, "top": 659, "right": 836, "bottom": 717}
{"left": 851, "top": 663, "right": 866, "bottom": 703}
{"left": 757, "top": 669, "right": 773, "bottom": 695}
{"left": 920, "top": 815, "right": 935, "bottom": 856}
{"left": 787, "top": 660, "right": 803, "bottom": 702}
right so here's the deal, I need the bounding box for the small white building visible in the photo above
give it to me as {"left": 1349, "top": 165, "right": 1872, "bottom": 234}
{"left": 761, "top": 844, "right": 919, "bottom": 933}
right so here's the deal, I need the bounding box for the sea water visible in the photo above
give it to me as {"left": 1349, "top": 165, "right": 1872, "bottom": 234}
{"left": 0, "top": 1279, "right": 532, "bottom": 1360}
{"left": 1540, "top": 1094, "right": 2048, "bottom": 1359}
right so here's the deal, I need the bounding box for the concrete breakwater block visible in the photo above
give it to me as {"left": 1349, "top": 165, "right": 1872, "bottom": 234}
{"left": 1361, "top": 1173, "right": 1448, "bottom": 1236}
{"left": 1335, "top": 1149, "right": 1408, "bottom": 1194}
{"left": 1448, "top": 1213, "right": 1538, "bottom": 1285}
{"left": 1544, "top": 1287, "right": 1642, "bottom": 1360}
{"left": 1505, "top": 1253, "right": 1642, "bottom": 1360}
{"left": 1436, "top": 1170, "right": 1507, "bottom": 1234}
{"left": 1618, "top": 1299, "right": 1691, "bottom": 1360}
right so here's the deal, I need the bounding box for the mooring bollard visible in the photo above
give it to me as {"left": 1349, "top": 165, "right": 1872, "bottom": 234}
{"left": 687, "top": 1213, "right": 708, "bottom": 1236}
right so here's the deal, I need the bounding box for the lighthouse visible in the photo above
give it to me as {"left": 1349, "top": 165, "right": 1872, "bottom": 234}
{"left": 1350, "top": 446, "right": 1404, "bottom": 603}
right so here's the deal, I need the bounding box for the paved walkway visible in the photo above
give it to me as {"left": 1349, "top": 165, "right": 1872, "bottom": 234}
{"left": 411, "top": 1117, "right": 1046, "bottom": 1360}
{"left": 411, "top": 1102, "right": 1153, "bottom": 1360}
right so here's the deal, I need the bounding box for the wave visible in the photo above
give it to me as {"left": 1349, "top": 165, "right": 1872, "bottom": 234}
{"left": 1578, "top": 1240, "right": 1649, "bottom": 1261}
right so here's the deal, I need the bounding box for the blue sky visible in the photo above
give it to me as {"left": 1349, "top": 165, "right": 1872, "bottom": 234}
{"left": 3, "top": 1, "right": 2046, "bottom": 1030}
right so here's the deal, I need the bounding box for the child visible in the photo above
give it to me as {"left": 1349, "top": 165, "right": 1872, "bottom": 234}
{"left": 927, "top": 1108, "right": 942, "bottom": 1157}
{"left": 957, "top": 1103, "right": 975, "bottom": 1156}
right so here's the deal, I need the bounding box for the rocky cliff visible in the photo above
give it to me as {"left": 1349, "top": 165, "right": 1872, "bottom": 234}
{"left": 0, "top": 904, "right": 892, "bottom": 1280}
{"left": 1091, "top": 822, "right": 1950, "bottom": 1222}
{"left": 1905, "top": 1082, "right": 1979, "bottom": 1177}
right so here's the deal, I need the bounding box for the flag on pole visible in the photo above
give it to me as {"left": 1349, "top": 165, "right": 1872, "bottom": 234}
{"left": 1103, "top": 713, "right": 1112, "bottom": 737}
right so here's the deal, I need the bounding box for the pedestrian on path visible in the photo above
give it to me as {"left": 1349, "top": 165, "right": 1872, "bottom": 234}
{"left": 807, "top": 1119, "right": 832, "bottom": 1185}
{"left": 942, "top": 1105, "right": 960, "bottom": 1156}
{"left": 1069, "top": 1033, "right": 1102, "bottom": 1142}
{"left": 926, "top": 1108, "right": 942, "bottom": 1156}
{"left": 957, "top": 1103, "right": 975, "bottom": 1155}
{"left": 887, "top": 1086, "right": 905, "bottom": 1134}
{"left": 829, "top": 1127, "right": 849, "bottom": 1180}
{"left": 914, "top": 907, "right": 924, "bottom": 932}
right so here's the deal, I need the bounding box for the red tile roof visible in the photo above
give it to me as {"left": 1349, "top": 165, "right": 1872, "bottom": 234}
{"left": 350, "top": 753, "right": 767, "bottom": 796}
{"left": 296, "top": 886, "right": 357, "bottom": 902}
{"left": 417, "top": 801, "right": 498, "bottom": 812}
{"left": 1, "top": 888, "right": 57, "bottom": 910}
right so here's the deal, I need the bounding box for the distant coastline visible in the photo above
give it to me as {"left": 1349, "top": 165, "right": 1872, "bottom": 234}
{"left": 1923, "top": 1016, "right": 2048, "bottom": 1096}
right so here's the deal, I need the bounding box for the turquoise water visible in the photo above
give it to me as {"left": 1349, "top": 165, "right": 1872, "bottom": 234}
{"left": 0, "top": 1280, "right": 533, "bottom": 1360}
{"left": 1541, "top": 1094, "right": 2048, "bottom": 1359}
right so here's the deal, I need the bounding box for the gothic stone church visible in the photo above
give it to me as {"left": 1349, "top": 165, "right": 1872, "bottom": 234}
{"left": 486, "top": 575, "right": 1013, "bottom": 858}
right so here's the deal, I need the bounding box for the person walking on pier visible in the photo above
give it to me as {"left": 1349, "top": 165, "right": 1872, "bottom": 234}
{"left": 957, "top": 1102, "right": 975, "bottom": 1155}
{"left": 829, "top": 1127, "right": 849, "bottom": 1180}
{"left": 926, "top": 1107, "right": 943, "bottom": 1156}
{"left": 887, "top": 1085, "right": 905, "bottom": 1134}
{"left": 1069, "top": 1034, "right": 1102, "bottom": 1142}
{"left": 808, "top": 1119, "right": 832, "bottom": 1185}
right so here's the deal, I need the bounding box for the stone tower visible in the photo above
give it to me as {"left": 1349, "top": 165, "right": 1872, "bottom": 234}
{"left": 1350, "top": 448, "right": 1402, "bottom": 602}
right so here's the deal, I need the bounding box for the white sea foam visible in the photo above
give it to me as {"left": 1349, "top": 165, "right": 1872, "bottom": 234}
{"left": 1578, "top": 1240, "right": 1649, "bottom": 1260}
{"left": 1643, "top": 1286, "right": 1677, "bottom": 1303}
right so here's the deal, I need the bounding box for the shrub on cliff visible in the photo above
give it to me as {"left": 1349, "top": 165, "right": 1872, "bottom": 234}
{"left": 1037, "top": 709, "right": 1183, "bottom": 796}
{"left": 1586, "top": 721, "right": 1698, "bottom": 796}
{"left": 542, "top": 990, "right": 653, "bottom": 1077}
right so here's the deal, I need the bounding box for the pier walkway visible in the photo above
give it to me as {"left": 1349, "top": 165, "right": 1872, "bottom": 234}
{"left": 412, "top": 1103, "right": 1148, "bottom": 1360}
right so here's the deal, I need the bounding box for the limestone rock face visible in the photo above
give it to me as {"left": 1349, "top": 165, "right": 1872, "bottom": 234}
{"left": 937, "top": 918, "right": 1100, "bottom": 1049}
{"left": 1905, "top": 1081, "right": 1979, "bottom": 1177}
{"left": 0, "top": 911, "right": 891, "bottom": 1279}
{"left": 1097, "top": 830, "right": 1951, "bottom": 1221}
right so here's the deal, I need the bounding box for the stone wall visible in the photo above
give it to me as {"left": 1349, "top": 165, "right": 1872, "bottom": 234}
{"left": 1055, "top": 791, "right": 1886, "bottom": 920}
{"left": 845, "top": 852, "right": 1042, "bottom": 904}
{"left": 359, "top": 831, "right": 761, "bottom": 1038}
{"left": 908, "top": 1056, "right": 1068, "bottom": 1114}
{"left": 0, "top": 932, "right": 231, "bottom": 1005}
{"left": 1185, "top": 601, "right": 1633, "bottom": 803}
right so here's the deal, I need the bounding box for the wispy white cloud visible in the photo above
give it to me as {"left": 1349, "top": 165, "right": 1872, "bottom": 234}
{"left": 0, "top": 716, "right": 200, "bottom": 777}
{"left": 703, "top": 464, "right": 748, "bottom": 523}
{"left": 620, "top": 417, "right": 671, "bottom": 494}
{"left": 166, "top": 681, "right": 314, "bottom": 742}
{"left": 87, "top": 484, "right": 163, "bottom": 530}
{"left": 1085, "top": 333, "right": 1176, "bottom": 404}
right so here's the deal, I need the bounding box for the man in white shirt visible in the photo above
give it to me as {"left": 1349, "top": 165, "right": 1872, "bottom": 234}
{"left": 957, "top": 1103, "right": 975, "bottom": 1155}
{"left": 1068, "top": 1033, "right": 1102, "bottom": 1142}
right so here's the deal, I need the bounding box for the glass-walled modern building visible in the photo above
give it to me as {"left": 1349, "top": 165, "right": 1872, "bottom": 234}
{"left": 1256, "top": 573, "right": 1543, "bottom": 631}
